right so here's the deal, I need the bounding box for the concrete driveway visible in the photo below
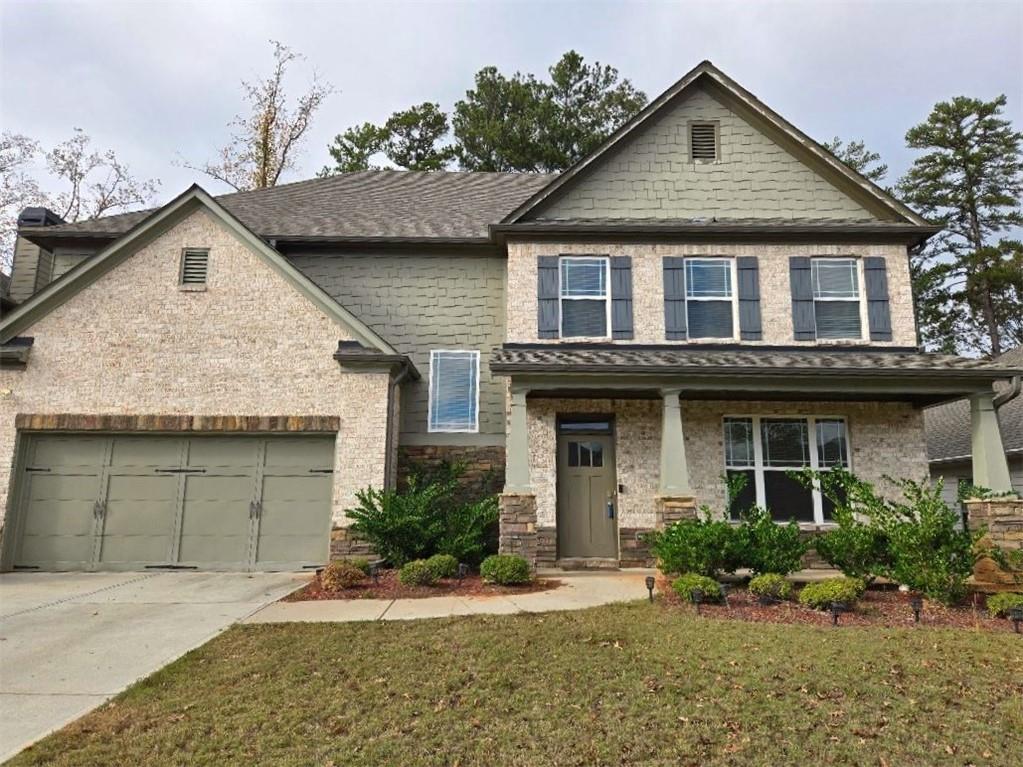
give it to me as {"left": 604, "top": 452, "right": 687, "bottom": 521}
{"left": 0, "top": 571, "right": 306, "bottom": 761}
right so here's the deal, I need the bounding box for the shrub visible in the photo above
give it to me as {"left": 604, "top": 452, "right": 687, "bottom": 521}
{"left": 643, "top": 510, "right": 742, "bottom": 577}
{"left": 812, "top": 510, "right": 890, "bottom": 584}
{"left": 986, "top": 592, "right": 1023, "bottom": 618}
{"left": 797, "top": 577, "right": 866, "bottom": 611}
{"left": 748, "top": 573, "right": 793, "bottom": 601}
{"left": 480, "top": 554, "right": 531, "bottom": 585}
{"left": 736, "top": 506, "right": 808, "bottom": 575}
{"left": 346, "top": 557, "right": 371, "bottom": 575}
{"left": 672, "top": 573, "right": 723, "bottom": 603}
{"left": 346, "top": 461, "right": 498, "bottom": 567}
{"left": 319, "top": 561, "right": 366, "bottom": 591}
{"left": 399, "top": 559, "right": 438, "bottom": 587}
{"left": 425, "top": 553, "right": 459, "bottom": 580}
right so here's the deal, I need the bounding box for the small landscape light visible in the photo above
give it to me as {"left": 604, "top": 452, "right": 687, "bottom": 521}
{"left": 645, "top": 575, "right": 655, "bottom": 602}
{"left": 1010, "top": 606, "right": 1023, "bottom": 634}
{"left": 458, "top": 563, "right": 469, "bottom": 583}
{"left": 829, "top": 601, "right": 847, "bottom": 627}
{"left": 692, "top": 587, "right": 704, "bottom": 615}
{"left": 909, "top": 595, "right": 923, "bottom": 624}
{"left": 369, "top": 562, "right": 381, "bottom": 585}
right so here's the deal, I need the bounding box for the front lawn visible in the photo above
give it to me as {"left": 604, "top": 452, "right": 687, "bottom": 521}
{"left": 11, "top": 603, "right": 1022, "bottom": 767}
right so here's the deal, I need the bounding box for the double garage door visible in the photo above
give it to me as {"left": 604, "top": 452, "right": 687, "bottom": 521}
{"left": 9, "top": 434, "right": 335, "bottom": 572}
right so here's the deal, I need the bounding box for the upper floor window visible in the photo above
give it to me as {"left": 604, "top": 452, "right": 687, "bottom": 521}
{"left": 724, "top": 415, "right": 850, "bottom": 525}
{"left": 811, "top": 258, "right": 862, "bottom": 339}
{"left": 428, "top": 350, "right": 479, "bottom": 433}
{"left": 685, "top": 258, "right": 735, "bottom": 339}
{"left": 560, "top": 257, "right": 609, "bottom": 338}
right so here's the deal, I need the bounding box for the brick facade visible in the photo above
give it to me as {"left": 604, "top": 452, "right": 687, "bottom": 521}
{"left": 0, "top": 208, "right": 393, "bottom": 533}
{"left": 397, "top": 445, "right": 505, "bottom": 501}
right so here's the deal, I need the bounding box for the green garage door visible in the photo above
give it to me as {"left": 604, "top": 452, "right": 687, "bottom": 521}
{"left": 10, "top": 434, "right": 334, "bottom": 572}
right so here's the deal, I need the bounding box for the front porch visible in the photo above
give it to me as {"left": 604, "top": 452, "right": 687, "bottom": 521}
{"left": 492, "top": 346, "right": 1019, "bottom": 568}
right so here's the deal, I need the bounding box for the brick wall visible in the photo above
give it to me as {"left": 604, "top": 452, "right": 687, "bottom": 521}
{"left": 0, "top": 208, "right": 392, "bottom": 530}
{"left": 506, "top": 240, "right": 916, "bottom": 347}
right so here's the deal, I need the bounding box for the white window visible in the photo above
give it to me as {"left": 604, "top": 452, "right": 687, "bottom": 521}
{"left": 559, "top": 257, "right": 610, "bottom": 338}
{"left": 811, "top": 258, "right": 862, "bottom": 339}
{"left": 428, "top": 350, "right": 480, "bottom": 433}
{"left": 723, "top": 415, "right": 850, "bottom": 525}
{"left": 685, "top": 258, "right": 736, "bottom": 339}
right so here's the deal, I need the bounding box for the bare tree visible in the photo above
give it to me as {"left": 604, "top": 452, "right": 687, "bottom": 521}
{"left": 182, "top": 41, "right": 333, "bottom": 191}
{"left": 1, "top": 132, "right": 44, "bottom": 271}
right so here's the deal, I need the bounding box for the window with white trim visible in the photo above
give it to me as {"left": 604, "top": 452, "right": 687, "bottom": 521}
{"left": 685, "top": 258, "right": 735, "bottom": 339}
{"left": 559, "top": 257, "right": 609, "bottom": 338}
{"left": 812, "top": 258, "right": 862, "bottom": 339}
{"left": 724, "top": 415, "right": 850, "bottom": 524}
{"left": 428, "top": 350, "right": 479, "bottom": 432}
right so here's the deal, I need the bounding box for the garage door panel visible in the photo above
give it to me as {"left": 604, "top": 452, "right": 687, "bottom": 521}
{"left": 264, "top": 439, "right": 333, "bottom": 468}
{"left": 178, "top": 533, "right": 249, "bottom": 566}
{"left": 109, "top": 437, "right": 182, "bottom": 467}
{"left": 21, "top": 498, "right": 96, "bottom": 536}
{"left": 99, "top": 533, "right": 172, "bottom": 564}
{"left": 256, "top": 474, "right": 331, "bottom": 565}
{"left": 28, "top": 436, "right": 107, "bottom": 468}
{"left": 18, "top": 533, "right": 95, "bottom": 567}
{"left": 187, "top": 438, "right": 259, "bottom": 468}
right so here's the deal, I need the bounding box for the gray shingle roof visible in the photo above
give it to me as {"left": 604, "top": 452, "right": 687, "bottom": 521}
{"left": 925, "top": 347, "right": 1023, "bottom": 461}
{"left": 491, "top": 345, "right": 1023, "bottom": 377}
{"left": 21, "top": 170, "right": 554, "bottom": 243}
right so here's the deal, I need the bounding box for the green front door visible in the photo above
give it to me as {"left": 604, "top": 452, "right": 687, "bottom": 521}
{"left": 557, "top": 434, "right": 618, "bottom": 558}
{"left": 10, "top": 434, "right": 334, "bottom": 572}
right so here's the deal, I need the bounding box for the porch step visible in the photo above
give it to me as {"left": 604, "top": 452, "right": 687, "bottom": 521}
{"left": 555, "top": 557, "right": 620, "bottom": 571}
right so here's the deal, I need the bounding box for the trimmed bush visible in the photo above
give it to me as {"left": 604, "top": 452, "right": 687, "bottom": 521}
{"left": 643, "top": 511, "right": 742, "bottom": 577}
{"left": 797, "top": 577, "right": 866, "bottom": 611}
{"left": 748, "top": 573, "right": 793, "bottom": 601}
{"left": 480, "top": 554, "right": 531, "bottom": 585}
{"left": 986, "top": 592, "right": 1023, "bottom": 618}
{"left": 347, "top": 557, "right": 371, "bottom": 575}
{"left": 320, "top": 561, "right": 366, "bottom": 591}
{"left": 671, "top": 573, "right": 723, "bottom": 603}
{"left": 425, "top": 553, "right": 459, "bottom": 580}
{"left": 399, "top": 559, "right": 438, "bottom": 587}
{"left": 736, "top": 506, "right": 808, "bottom": 575}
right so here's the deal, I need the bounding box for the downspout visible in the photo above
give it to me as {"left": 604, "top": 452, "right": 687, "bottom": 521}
{"left": 993, "top": 375, "right": 1022, "bottom": 410}
{"left": 383, "top": 362, "right": 414, "bottom": 490}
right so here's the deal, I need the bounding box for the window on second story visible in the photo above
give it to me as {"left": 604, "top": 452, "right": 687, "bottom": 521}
{"left": 428, "top": 350, "right": 480, "bottom": 433}
{"left": 811, "top": 258, "right": 862, "bottom": 339}
{"left": 560, "top": 257, "right": 609, "bottom": 338}
{"left": 685, "top": 258, "right": 735, "bottom": 339}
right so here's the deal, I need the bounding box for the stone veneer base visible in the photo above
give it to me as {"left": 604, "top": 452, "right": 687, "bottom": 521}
{"left": 966, "top": 497, "right": 1023, "bottom": 590}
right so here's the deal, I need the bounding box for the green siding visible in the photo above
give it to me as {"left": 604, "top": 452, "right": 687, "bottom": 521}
{"left": 288, "top": 251, "right": 506, "bottom": 440}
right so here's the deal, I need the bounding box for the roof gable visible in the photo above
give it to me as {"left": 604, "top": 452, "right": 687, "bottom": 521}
{"left": 0, "top": 185, "right": 398, "bottom": 353}
{"left": 504, "top": 61, "right": 929, "bottom": 227}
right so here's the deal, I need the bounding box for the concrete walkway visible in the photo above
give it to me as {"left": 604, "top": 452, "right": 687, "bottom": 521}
{"left": 246, "top": 569, "right": 655, "bottom": 623}
{"left": 0, "top": 571, "right": 304, "bottom": 761}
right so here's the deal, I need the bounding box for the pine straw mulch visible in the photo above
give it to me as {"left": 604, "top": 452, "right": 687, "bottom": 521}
{"left": 658, "top": 579, "right": 1018, "bottom": 632}
{"left": 283, "top": 568, "right": 560, "bottom": 601}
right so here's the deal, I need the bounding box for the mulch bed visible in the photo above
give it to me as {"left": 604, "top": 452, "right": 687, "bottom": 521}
{"left": 659, "top": 580, "right": 1018, "bottom": 632}
{"left": 283, "top": 568, "right": 560, "bottom": 601}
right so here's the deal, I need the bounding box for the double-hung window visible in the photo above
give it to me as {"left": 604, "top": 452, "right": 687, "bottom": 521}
{"left": 811, "top": 258, "right": 862, "bottom": 339}
{"left": 686, "top": 258, "right": 735, "bottom": 339}
{"left": 428, "top": 350, "right": 480, "bottom": 432}
{"left": 724, "top": 415, "right": 850, "bottom": 524}
{"left": 560, "top": 257, "right": 609, "bottom": 338}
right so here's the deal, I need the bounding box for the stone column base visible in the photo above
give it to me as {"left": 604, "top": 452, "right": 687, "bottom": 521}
{"left": 655, "top": 496, "right": 698, "bottom": 528}
{"left": 965, "top": 497, "right": 1023, "bottom": 589}
{"left": 618, "top": 528, "right": 654, "bottom": 567}
{"left": 498, "top": 493, "right": 556, "bottom": 567}
{"left": 330, "top": 526, "right": 375, "bottom": 560}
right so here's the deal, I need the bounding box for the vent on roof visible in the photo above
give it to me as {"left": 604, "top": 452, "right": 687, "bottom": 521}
{"left": 179, "top": 248, "right": 209, "bottom": 287}
{"left": 689, "top": 122, "right": 718, "bottom": 162}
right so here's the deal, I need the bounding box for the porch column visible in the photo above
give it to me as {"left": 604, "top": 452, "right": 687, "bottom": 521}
{"left": 970, "top": 391, "right": 1012, "bottom": 493}
{"left": 504, "top": 387, "right": 531, "bottom": 493}
{"left": 659, "top": 387, "right": 691, "bottom": 495}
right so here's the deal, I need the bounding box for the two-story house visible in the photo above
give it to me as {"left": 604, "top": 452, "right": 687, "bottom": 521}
{"left": 1, "top": 61, "right": 1018, "bottom": 572}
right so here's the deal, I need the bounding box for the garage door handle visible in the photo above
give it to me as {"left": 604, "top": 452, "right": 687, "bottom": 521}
{"left": 25, "top": 466, "right": 51, "bottom": 473}
{"left": 308, "top": 469, "right": 333, "bottom": 474}
{"left": 93, "top": 501, "right": 106, "bottom": 519}
{"left": 249, "top": 500, "right": 262, "bottom": 519}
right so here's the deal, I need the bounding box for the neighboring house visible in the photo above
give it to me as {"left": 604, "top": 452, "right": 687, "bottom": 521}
{"left": 0, "top": 60, "right": 1019, "bottom": 573}
{"left": 926, "top": 346, "right": 1023, "bottom": 508}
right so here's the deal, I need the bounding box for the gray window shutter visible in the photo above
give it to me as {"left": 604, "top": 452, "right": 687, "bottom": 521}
{"left": 863, "top": 257, "right": 893, "bottom": 341}
{"left": 736, "top": 256, "right": 762, "bottom": 341}
{"left": 537, "top": 256, "right": 559, "bottom": 339}
{"left": 610, "top": 256, "right": 633, "bottom": 339}
{"left": 663, "top": 257, "right": 687, "bottom": 340}
{"left": 790, "top": 256, "right": 816, "bottom": 341}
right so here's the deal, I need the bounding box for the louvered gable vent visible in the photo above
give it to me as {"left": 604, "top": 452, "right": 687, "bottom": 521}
{"left": 180, "top": 249, "right": 209, "bottom": 286}
{"left": 689, "top": 122, "right": 718, "bottom": 161}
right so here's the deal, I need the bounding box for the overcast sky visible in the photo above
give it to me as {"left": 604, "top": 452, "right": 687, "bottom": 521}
{"left": 2, "top": 0, "right": 1021, "bottom": 202}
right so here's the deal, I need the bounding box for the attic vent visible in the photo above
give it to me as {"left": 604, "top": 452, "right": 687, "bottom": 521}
{"left": 689, "top": 122, "right": 718, "bottom": 161}
{"left": 180, "top": 249, "right": 209, "bottom": 287}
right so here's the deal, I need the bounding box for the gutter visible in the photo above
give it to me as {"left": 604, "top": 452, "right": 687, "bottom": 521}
{"left": 993, "top": 375, "right": 1022, "bottom": 409}
{"left": 489, "top": 362, "right": 1023, "bottom": 379}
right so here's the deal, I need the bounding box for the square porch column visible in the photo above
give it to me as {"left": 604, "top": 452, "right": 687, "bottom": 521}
{"left": 970, "top": 391, "right": 1012, "bottom": 493}
{"left": 659, "top": 387, "right": 691, "bottom": 496}
{"left": 504, "top": 387, "right": 531, "bottom": 493}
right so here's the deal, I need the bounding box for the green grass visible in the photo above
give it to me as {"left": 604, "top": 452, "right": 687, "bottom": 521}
{"left": 10, "top": 603, "right": 1023, "bottom": 766}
